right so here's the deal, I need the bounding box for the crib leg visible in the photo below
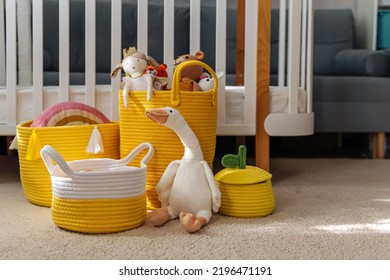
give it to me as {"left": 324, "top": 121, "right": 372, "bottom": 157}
{"left": 255, "top": 0, "right": 271, "bottom": 172}
{"left": 371, "top": 132, "right": 386, "bottom": 159}
{"left": 371, "top": 134, "right": 377, "bottom": 159}
{"left": 235, "top": 136, "right": 246, "bottom": 148}
{"left": 235, "top": 0, "right": 245, "bottom": 86}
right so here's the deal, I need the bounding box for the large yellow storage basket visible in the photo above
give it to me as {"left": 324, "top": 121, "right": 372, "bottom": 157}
{"left": 40, "top": 143, "right": 154, "bottom": 234}
{"left": 16, "top": 121, "right": 120, "bottom": 207}
{"left": 119, "top": 60, "right": 218, "bottom": 209}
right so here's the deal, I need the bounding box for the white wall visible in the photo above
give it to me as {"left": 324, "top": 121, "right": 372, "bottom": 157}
{"left": 356, "top": 0, "right": 378, "bottom": 49}
{"left": 272, "top": 0, "right": 356, "bottom": 11}
{"left": 379, "top": 0, "right": 390, "bottom": 6}
{"left": 314, "top": 0, "right": 357, "bottom": 12}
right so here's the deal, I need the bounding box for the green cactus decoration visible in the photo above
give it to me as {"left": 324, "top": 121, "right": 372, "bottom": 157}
{"left": 221, "top": 145, "right": 247, "bottom": 169}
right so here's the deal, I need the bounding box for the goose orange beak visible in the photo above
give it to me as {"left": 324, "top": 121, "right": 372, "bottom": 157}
{"left": 145, "top": 109, "right": 169, "bottom": 125}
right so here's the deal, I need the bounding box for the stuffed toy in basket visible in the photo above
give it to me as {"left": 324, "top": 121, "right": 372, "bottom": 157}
{"left": 119, "top": 60, "right": 218, "bottom": 209}
{"left": 40, "top": 142, "right": 154, "bottom": 234}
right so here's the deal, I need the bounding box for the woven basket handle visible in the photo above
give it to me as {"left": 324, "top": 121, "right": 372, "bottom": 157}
{"left": 40, "top": 145, "right": 75, "bottom": 178}
{"left": 171, "top": 60, "right": 218, "bottom": 107}
{"left": 117, "top": 142, "right": 154, "bottom": 167}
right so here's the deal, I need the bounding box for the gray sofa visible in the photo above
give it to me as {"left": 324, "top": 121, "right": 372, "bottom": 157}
{"left": 271, "top": 9, "right": 390, "bottom": 136}
{"left": 42, "top": 1, "right": 390, "bottom": 153}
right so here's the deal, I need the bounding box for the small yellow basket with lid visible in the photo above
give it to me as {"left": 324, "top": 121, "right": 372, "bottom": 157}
{"left": 215, "top": 145, "right": 275, "bottom": 218}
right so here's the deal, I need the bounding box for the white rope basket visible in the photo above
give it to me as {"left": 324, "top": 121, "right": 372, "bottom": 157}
{"left": 40, "top": 142, "right": 154, "bottom": 233}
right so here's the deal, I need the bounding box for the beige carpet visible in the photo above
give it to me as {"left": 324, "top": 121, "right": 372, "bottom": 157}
{"left": 1, "top": 155, "right": 390, "bottom": 260}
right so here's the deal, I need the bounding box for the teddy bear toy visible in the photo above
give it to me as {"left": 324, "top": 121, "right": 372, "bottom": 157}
{"left": 173, "top": 50, "right": 205, "bottom": 91}
{"left": 111, "top": 46, "right": 154, "bottom": 108}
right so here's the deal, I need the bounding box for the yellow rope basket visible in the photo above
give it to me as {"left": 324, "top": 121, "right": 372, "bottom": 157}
{"left": 119, "top": 60, "right": 218, "bottom": 209}
{"left": 40, "top": 143, "right": 153, "bottom": 233}
{"left": 51, "top": 195, "right": 146, "bottom": 233}
{"left": 215, "top": 146, "right": 275, "bottom": 218}
{"left": 16, "top": 121, "right": 120, "bottom": 207}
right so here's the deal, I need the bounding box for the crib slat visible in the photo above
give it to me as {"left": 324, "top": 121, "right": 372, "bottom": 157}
{"left": 0, "top": 0, "right": 6, "bottom": 86}
{"left": 190, "top": 0, "right": 201, "bottom": 54}
{"left": 300, "top": 0, "right": 307, "bottom": 89}
{"left": 110, "top": 0, "right": 122, "bottom": 121}
{"left": 216, "top": 0, "right": 227, "bottom": 126}
{"left": 306, "top": 0, "right": 314, "bottom": 113}
{"left": 6, "top": 0, "right": 17, "bottom": 126}
{"left": 85, "top": 0, "right": 96, "bottom": 106}
{"left": 17, "top": 0, "right": 32, "bottom": 86}
{"left": 278, "top": 0, "right": 287, "bottom": 87}
{"left": 32, "top": 0, "right": 43, "bottom": 116}
{"left": 137, "top": 0, "right": 148, "bottom": 54}
{"left": 244, "top": 0, "right": 257, "bottom": 125}
{"left": 287, "top": 0, "right": 301, "bottom": 114}
{"left": 59, "top": 0, "right": 70, "bottom": 102}
{"left": 235, "top": 0, "right": 245, "bottom": 86}
{"left": 164, "top": 0, "right": 175, "bottom": 85}
{"left": 215, "top": 0, "right": 227, "bottom": 70}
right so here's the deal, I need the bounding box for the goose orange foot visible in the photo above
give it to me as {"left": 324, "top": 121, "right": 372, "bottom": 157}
{"left": 147, "top": 208, "right": 171, "bottom": 227}
{"left": 179, "top": 212, "right": 207, "bottom": 233}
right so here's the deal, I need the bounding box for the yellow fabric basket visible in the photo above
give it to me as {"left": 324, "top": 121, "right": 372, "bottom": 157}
{"left": 119, "top": 60, "right": 218, "bottom": 209}
{"left": 215, "top": 166, "right": 275, "bottom": 218}
{"left": 16, "top": 120, "right": 120, "bottom": 207}
{"left": 40, "top": 143, "right": 153, "bottom": 233}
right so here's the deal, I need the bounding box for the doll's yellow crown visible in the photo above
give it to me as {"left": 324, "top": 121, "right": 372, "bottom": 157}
{"left": 123, "top": 46, "right": 138, "bottom": 58}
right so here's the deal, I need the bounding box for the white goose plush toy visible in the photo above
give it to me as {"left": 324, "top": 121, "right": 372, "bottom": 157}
{"left": 145, "top": 107, "right": 221, "bottom": 233}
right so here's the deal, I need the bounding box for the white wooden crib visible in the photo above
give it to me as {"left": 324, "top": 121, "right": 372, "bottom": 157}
{"left": 0, "top": 0, "right": 314, "bottom": 170}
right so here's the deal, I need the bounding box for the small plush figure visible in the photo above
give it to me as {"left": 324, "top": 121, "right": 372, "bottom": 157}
{"left": 111, "top": 46, "right": 154, "bottom": 108}
{"left": 154, "top": 63, "right": 169, "bottom": 90}
{"left": 173, "top": 50, "right": 205, "bottom": 91}
{"left": 198, "top": 72, "right": 212, "bottom": 91}
{"left": 198, "top": 71, "right": 224, "bottom": 91}
{"left": 146, "top": 56, "right": 169, "bottom": 90}
{"left": 145, "top": 65, "right": 158, "bottom": 76}
{"left": 145, "top": 107, "right": 221, "bottom": 233}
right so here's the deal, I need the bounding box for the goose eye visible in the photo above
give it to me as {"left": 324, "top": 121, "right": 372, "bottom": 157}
{"left": 169, "top": 110, "right": 173, "bottom": 113}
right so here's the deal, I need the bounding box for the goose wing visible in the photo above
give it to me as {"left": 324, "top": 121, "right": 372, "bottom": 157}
{"left": 201, "top": 161, "right": 221, "bottom": 213}
{"left": 156, "top": 160, "right": 180, "bottom": 207}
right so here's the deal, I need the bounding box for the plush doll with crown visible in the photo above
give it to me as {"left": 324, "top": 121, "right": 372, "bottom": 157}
{"left": 111, "top": 46, "right": 155, "bottom": 108}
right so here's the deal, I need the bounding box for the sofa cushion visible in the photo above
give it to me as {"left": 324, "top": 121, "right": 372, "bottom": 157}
{"left": 313, "top": 76, "right": 390, "bottom": 103}
{"left": 313, "top": 9, "right": 354, "bottom": 75}
{"left": 380, "top": 48, "right": 390, "bottom": 76}
{"left": 334, "top": 49, "right": 390, "bottom": 76}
